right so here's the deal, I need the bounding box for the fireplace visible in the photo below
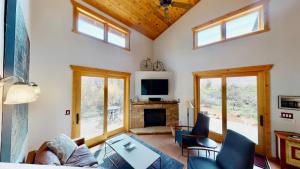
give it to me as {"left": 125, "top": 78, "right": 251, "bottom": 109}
{"left": 130, "top": 101, "right": 179, "bottom": 129}
{"left": 144, "top": 109, "right": 166, "bottom": 127}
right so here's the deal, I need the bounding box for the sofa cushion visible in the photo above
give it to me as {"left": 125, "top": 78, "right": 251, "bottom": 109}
{"left": 188, "top": 156, "right": 220, "bottom": 169}
{"left": 47, "top": 134, "right": 78, "bottom": 164}
{"left": 34, "top": 142, "right": 61, "bottom": 165}
{"left": 65, "top": 145, "right": 98, "bottom": 168}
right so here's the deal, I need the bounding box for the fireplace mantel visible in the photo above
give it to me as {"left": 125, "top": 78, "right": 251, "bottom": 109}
{"left": 131, "top": 101, "right": 179, "bottom": 105}
{"left": 130, "top": 101, "right": 179, "bottom": 129}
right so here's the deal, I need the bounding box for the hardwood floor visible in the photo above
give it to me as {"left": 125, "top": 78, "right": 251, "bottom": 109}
{"left": 134, "top": 134, "right": 280, "bottom": 169}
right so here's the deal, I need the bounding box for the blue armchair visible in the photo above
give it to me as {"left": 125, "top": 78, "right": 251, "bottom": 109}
{"left": 187, "top": 130, "right": 255, "bottom": 169}
{"left": 175, "top": 112, "right": 210, "bottom": 155}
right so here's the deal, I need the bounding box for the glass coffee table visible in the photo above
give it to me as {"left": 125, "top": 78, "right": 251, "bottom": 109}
{"left": 104, "top": 134, "right": 161, "bottom": 169}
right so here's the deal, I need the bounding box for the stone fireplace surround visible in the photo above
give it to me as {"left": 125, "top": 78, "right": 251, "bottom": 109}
{"left": 130, "top": 101, "right": 179, "bottom": 129}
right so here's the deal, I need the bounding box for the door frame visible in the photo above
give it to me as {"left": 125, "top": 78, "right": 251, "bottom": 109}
{"left": 193, "top": 64, "right": 273, "bottom": 157}
{"left": 70, "top": 65, "right": 131, "bottom": 147}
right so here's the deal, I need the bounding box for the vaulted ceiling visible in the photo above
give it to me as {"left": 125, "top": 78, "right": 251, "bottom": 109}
{"left": 83, "top": 0, "right": 201, "bottom": 40}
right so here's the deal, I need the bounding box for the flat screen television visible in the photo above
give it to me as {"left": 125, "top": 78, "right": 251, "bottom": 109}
{"left": 141, "top": 79, "right": 168, "bottom": 95}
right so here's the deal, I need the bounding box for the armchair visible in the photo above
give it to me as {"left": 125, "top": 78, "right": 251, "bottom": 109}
{"left": 187, "top": 130, "right": 255, "bottom": 169}
{"left": 175, "top": 112, "right": 210, "bottom": 155}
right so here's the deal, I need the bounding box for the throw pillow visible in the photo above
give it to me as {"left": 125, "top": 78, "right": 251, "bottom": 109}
{"left": 34, "top": 142, "right": 61, "bottom": 165}
{"left": 47, "top": 134, "right": 78, "bottom": 164}
{"left": 65, "top": 145, "right": 98, "bottom": 168}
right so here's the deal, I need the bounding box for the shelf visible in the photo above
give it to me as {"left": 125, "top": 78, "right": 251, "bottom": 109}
{"left": 131, "top": 101, "right": 179, "bottom": 105}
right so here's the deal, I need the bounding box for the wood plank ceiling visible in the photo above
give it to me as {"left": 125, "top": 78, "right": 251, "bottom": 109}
{"left": 83, "top": 0, "right": 201, "bottom": 40}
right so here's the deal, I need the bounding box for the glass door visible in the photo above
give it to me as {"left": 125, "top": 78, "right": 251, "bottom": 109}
{"left": 226, "top": 76, "right": 259, "bottom": 144}
{"left": 195, "top": 65, "right": 273, "bottom": 156}
{"left": 200, "top": 78, "right": 223, "bottom": 140}
{"left": 71, "top": 66, "right": 130, "bottom": 147}
{"left": 80, "top": 76, "right": 105, "bottom": 141}
{"left": 107, "top": 78, "right": 125, "bottom": 133}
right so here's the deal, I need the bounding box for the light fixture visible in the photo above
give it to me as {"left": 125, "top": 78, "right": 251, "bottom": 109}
{"left": 0, "top": 76, "right": 41, "bottom": 105}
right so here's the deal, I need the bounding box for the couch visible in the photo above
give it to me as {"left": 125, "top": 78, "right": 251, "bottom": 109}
{"left": 26, "top": 136, "right": 98, "bottom": 168}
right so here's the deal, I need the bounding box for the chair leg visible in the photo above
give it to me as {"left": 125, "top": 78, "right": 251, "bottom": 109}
{"left": 182, "top": 146, "right": 184, "bottom": 156}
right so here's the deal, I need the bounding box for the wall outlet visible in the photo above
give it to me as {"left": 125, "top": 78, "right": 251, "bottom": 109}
{"left": 281, "top": 112, "right": 293, "bottom": 119}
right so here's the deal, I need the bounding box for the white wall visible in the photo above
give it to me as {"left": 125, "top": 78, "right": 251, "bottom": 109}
{"left": 153, "top": 0, "right": 300, "bottom": 156}
{"left": 28, "top": 0, "right": 153, "bottom": 150}
{"left": 135, "top": 71, "right": 174, "bottom": 101}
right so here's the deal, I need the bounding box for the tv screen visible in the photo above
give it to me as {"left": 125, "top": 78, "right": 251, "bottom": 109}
{"left": 141, "top": 79, "right": 168, "bottom": 95}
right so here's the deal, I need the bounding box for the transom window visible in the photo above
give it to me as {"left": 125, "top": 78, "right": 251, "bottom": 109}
{"left": 72, "top": 2, "right": 130, "bottom": 50}
{"left": 193, "top": 0, "right": 269, "bottom": 49}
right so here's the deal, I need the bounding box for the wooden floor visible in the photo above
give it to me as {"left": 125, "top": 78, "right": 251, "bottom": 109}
{"left": 135, "top": 134, "right": 280, "bottom": 169}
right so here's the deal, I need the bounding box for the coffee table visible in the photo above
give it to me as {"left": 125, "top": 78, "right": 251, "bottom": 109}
{"left": 196, "top": 137, "right": 218, "bottom": 159}
{"left": 104, "top": 134, "right": 161, "bottom": 169}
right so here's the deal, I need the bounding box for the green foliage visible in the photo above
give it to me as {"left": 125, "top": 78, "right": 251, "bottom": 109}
{"left": 200, "top": 78, "right": 257, "bottom": 121}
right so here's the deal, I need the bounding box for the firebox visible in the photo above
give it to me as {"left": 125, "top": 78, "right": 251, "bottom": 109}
{"left": 144, "top": 109, "right": 166, "bottom": 127}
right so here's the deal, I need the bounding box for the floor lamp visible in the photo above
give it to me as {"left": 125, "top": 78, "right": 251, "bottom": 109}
{"left": 185, "top": 100, "right": 194, "bottom": 132}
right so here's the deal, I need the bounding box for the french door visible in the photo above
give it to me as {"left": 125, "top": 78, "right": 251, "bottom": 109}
{"left": 193, "top": 65, "right": 272, "bottom": 156}
{"left": 71, "top": 65, "right": 130, "bottom": 147}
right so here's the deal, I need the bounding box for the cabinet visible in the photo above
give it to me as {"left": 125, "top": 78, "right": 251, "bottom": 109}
{"left": 275, "top": 131, "right": 300, "bottom": 169}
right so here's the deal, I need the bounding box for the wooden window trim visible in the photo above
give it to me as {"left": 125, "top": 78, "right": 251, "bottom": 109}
{"left": 71, "top": 1, "right": 131, "bottom": 51}
{"left": 70, "top": 65, "right": 131, "bottom": 147}
{"left": 192, "top": 0, "right": 270, "bottom": 49}
{"left": 193, "top": 64, "right": 273, "bottom": 158}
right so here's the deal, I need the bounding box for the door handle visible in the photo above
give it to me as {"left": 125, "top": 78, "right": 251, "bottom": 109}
{"left": 76, "top": 113, "right": 80, "bottom": 124}
{"left": 260, "top": 115, "right": 264, "bottom": 126}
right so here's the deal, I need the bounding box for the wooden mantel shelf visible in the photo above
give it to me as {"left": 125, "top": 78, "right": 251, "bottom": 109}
{"left": 131, "top": 101, "right": 179, "bottom": 105}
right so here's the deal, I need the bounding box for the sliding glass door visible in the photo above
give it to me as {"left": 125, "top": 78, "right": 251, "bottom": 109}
{"left": 226, "top": 76, "right": 259, "bottom": 144}
{"left": 200, "top": 78, "right": 223, "bottom": 139}
{"left": 80, "top": 76, "right": 105, "bottom": 140}
{"left": 194, "top": 65, "right": 272, "bottom": 155}
{"left": 107, "top": 78, "right": 125, "bottom": 132}
{"left": 71, "top": 66, "right": 130, "bottom": 147}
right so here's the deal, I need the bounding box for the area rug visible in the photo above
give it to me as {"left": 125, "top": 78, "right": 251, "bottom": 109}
{"left": 94, "top": 135, "right": 184, "bottom": 169}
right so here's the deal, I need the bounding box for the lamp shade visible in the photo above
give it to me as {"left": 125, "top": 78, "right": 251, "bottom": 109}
{"left": 185, "top": 100, "right": 194, "bottom": 109}
{"left": 4, "top": 83, "right": 38, "bottom": 105}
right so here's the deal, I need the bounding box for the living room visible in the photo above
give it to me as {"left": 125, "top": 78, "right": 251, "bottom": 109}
{"left": 0, "top": 0, "right": 299, "bottom": 169}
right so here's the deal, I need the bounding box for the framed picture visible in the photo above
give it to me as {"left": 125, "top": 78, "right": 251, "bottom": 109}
{"left": 0, "top": 0, "right": 5, "bottom": 154}
{"left": 1, "top": 0, "right": 30, "bottom": 162}
{"left": 278, "top": 95, "right": 300, "bottom": 111}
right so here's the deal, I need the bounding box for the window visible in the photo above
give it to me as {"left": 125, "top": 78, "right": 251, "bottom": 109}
{"left": 193, "top": 65, "right": 273, "bottom": 155}
{"left": 77, "top": 13, "right": 105, "bottom": 40}
{"left": 72, "top": 2, "right": 130, "bottom": 50}
{"left": 193, "top": 0, "right": 269, "bottom": 48}
{"left": 197, "top": 24, "right": 222, "bottom": 47}
{"left": 107, "top": 26, "right": 127, "bottom": 48}
{"left": 71, "top": 65, "right": 131, "bottom": 146}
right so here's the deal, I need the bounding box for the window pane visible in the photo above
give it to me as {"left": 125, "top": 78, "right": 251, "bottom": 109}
{"left": 80, "top": 76, "right": 104, "bottom": 139}
{"left": 78, "top": 13, "right": 104, "bottom": 40}
{"left": 227, "top": 76, "right": 258, "bottom": 144}
{"left": 200, "top": 78, "right": 222, "bottom": 134}
{"left": 226, "top": 11, "right": 260, "bottom": 39}
{"left": 107, "top": 78, "right": 124, "bottom": 132}
{"left": 197, "top": 25, "right": 222, "bottom": 47}
{"left": 108, "top": 27, "right": 127, "bottom": 48}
